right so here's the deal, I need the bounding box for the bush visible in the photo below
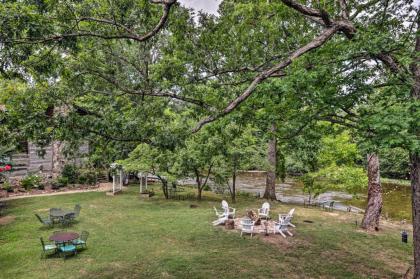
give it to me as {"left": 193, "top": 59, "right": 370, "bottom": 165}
{"left": 1, "top": 181, "right": 12, "bottom": 192}
{"left": 51, "top": 176, "right": 68, "bottom": 189}
{"left": 77, "top": 174, "right": 87, "bottom": 184}
{"left": 61, "top": 165, "right": 79, "bottom": 184}
{"left": 78, "top": 169, "right": 97, "bottom": 185}
{"left": 21, "top": 175, "right": 44, "bottom": 191}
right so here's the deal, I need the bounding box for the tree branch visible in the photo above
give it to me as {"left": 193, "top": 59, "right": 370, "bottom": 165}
{"left": 192, "top": 25, "right": 341, "bottom": 132}
{"left": 7, "top": 0, "right": 177, "bottom": 45}
{"left": 192, "top": 0, "right": 357, "bottom": 132}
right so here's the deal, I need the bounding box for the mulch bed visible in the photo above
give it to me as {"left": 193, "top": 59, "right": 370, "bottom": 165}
{"left": 3, "top": 184, "right": 100, "bottom": 199}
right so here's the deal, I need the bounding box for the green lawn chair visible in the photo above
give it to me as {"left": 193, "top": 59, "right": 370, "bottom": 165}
{"left": 60, "top": 213, "right": 74, "bottom": 227}
{"left": 73, "top": 204, "right": 81, "bottom": 218}
{"left": 73, "top": 231, "right": 89, "bottom": 249}
{"left": 40, "top": 237, "right": 57, "bottom": 258}
{"left": 35, "top": 214, "right": 53, "bottom": 227}
{"left": 59, "top": 244, "right": 77, "bottom": 259}
{"left": 49, "top": 208, "right": 62, "bottom": 224}
{"left": 68, "top": 204, "right": 81, "bottom": 223}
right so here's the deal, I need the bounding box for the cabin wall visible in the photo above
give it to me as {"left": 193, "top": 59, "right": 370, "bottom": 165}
{"left": 9, "top": 142, "right": 89, "bottom": 178}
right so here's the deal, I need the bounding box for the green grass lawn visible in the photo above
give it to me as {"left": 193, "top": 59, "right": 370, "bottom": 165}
{"left": 0, "top": 185, "right": 414, "bottom": 279}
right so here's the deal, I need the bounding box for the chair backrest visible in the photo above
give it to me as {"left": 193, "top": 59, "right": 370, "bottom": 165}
{"left": 35, "top": 214, "right": 44, "bottom": 223}
{"left": 241, "top": 218, "right": 254, "bottom": 229}
{"left": 80, "top": 231, "right": 89, "bottom": 242}
{"left": 288, "top": 208, "right": 295, "bottom": 217}
{"left": 74, "top": 204, "right": 81, "bottom": 217}
{"left": 40, "top": 237, "right": 46, "bottom": 251}
{"left": 283, "top": 215, "right": 292, "bottom": 225}
{"left": 261, "top": 202, "right": 270, "bottom": 214}
{"left": 262, "top": 202, "right": 270, "bottom": 210}
{"left": 64, "top": 212, "right": 75, "bottom": 220}
{"left": 277, "top": 218, "right": 288, "bottom": 230}
{"left": 221, "top": 200, "right": 228, "bottom": 210}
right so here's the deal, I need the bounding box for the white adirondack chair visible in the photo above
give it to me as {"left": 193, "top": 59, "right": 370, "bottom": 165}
{"left": 212, "top": 215, "right": 228, "bottom": 226}
{"left": 280, "top": 208, "right": 296, "bottom": 227}
{"left": 240, "top": 218, "right": 255, "bottom": 237}
{"left": 221, "top": 200, "right": 236, "bottom": 219}
{"left": 258, "top": 202, "right": 270, "bottom": 219}
{"left": 275, "top": 216, "right": 293, "bottom": 238}
{"left": 213, "top": 206, "right": 225, "bottom": 218}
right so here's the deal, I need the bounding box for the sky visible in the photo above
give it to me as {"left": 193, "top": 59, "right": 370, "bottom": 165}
{"left": 178, "top": 0, "right": 222, "bottom": 15}
{"left": 178, "top": 0, "right": 420, "bottom": 14}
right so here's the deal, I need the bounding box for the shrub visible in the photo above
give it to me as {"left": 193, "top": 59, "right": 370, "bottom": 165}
{"left": 61, "top": 165, "right": 79, "bottom": 184}
{"left": 21, "top": 175, "right": 44, "bottom": 191}
{"left": 77, "top": 174, "right": 87, "bottom": 184}
{"left": 1, "top": 181, "right": 12, "bottom": 192}
{"left": 51, "top": 176, "right": 68, "bottom": 189}
{"left": 78, "top": 169, "right": 97, "bottom": 185}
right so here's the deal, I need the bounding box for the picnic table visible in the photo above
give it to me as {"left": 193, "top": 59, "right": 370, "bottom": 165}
{"left": 49, "top": 231, "right": 79, "bottom": 244}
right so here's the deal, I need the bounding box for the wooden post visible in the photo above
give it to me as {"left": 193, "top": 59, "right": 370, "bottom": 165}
{"left": 145, "top": 173, "right": 148, "bottom": 190}
{"left": 112, "top": 175, "right": 115, "bottom": 194}
{"left": 139, "top": 172, "right": 143, "bottom": 193}
{"left": 119, "top": 169, "right": 123, "bottom": 191}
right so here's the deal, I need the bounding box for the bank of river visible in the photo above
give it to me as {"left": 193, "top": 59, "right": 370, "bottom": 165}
{"left": 235, "top": 171, "right": 411, "bottom": 222}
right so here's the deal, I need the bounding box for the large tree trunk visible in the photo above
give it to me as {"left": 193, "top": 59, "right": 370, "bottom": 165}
{"left": 195, "top": 172, "right": 203, "bottom": 200}
{"left": 264, "top": 124, "right": 277, "bottom": 200}
{"left": 162, "top": 179, "right": 169, "bottom": 199}
{"left": 51, "top": 141, "right": 66, "bottom": 178}
{"left": 361, "top": 153, "right": 382, "bottom": 230}
{"left": 410, "top": 15, "right": 420, "bottom": 277}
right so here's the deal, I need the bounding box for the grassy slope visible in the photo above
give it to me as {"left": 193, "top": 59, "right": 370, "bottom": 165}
{"left": 0, "top": 185, "right": 413, "bottom": 279}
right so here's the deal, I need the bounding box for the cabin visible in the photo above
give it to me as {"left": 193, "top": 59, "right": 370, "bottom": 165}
{"left": 9, "top": 142, "right": 88, "bottom": 178}
{"left": 1, "top": 104, "right": 88, "bottom": 178}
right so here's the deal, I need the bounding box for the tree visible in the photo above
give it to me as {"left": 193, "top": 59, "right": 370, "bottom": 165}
{"left": 264, "top": 123, "right": 277, "bottom": 199}
{"left": 120, "top": 143, "right": 177, "bottom": 199}
{"left": 174, "top": 125, "right": 225, "bottom": 200}
{"left": 361, "top": 153, "right": 382, "bottom": 230}
{"left": 212, "top": 122, "right": 263, "bottom": 202}
{"left": 409, "top": 13, "right": 420, "bottom": 277}
{"left": 193, "top": 0, "right": 357, "bottom": 132}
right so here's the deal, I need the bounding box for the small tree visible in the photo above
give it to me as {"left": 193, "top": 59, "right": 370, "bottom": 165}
{"left": 174, "top": 129, "right": 221, "bottom": 200}
{"left": 120, "top": 144, "right": 177, "bottom": 199}
{"left": 212, "top": 123, "right": 263, "bottom": 202}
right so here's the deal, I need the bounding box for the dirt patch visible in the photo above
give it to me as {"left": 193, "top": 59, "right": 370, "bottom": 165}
{"left": 0, "top": 215, "right": 15, "bottom": 225}
{"left": 375, "top": 250, "right": 411, "bottom": 273}
{"left": 260, "top": 234, "right": 295, "bottom": 250}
